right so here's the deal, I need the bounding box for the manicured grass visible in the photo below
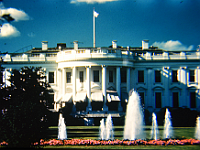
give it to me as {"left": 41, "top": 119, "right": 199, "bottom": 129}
{"left": 46, "top": 126, "right": 196, "bottom": 140}
{"left": 42, "top": 126, "right": 200, "bottom": 149}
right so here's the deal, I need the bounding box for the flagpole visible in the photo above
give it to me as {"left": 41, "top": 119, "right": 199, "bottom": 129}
{"left": 93, "top": 8, "right": 95, "bottom": 48}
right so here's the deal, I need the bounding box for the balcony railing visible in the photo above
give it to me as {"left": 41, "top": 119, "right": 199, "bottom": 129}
{"left": 56, "top": 48, "right": 133, "bottom": 62}
{"left": 2, "top": 49, "right": 200, "bottom": 63}
{"left": 2, "top": 53, "right": 57, "bottom": 62}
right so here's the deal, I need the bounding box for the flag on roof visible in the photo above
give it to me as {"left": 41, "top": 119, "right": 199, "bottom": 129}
{"left": 94, "top": 11, "right": 99, "bottom": 18}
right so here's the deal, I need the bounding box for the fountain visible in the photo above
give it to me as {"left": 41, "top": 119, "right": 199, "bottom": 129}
{"left": 151, "top": 112, "right": 159, "bottom": 140}
{"left": 105, "top": 114, "right": 114, "bottom": 140}
{"left": 99, "top": 118, "right": 106, "bottom": 140}
{"left": 99, "top": 114, "right": 114, "bottom": 140}
{"left": 123, "top": 90, "right": 145, "bottom": 140}
{"left": 195, "top": 116, "right": 200, "bottom": 140}
{"left": 163, "top": 108, "right": 173, "bottom": 139}
{"left": 58, "top": 113, "right": 67, "bottom": 140}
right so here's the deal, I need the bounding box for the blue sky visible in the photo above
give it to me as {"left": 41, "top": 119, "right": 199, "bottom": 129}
{"left": 0, "top": 0, "right": 200, "bottom": 53}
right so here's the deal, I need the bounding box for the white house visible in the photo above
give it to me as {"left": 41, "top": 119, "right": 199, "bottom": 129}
{"left": 1, "top": 40, "right": 200, "bottom": 124}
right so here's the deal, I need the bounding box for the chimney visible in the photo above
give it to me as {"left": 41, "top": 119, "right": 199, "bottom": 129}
{"left": 112, "top": 40, "right": 117, "bottom": 49}
{"left": 73, "top": 41, "right": 78, "bottom": 50}
{"left": 142, "top": 40, "right": 149, "bottom": 50}
{"left": 42, "top": 41, "right": 48, "bottom": 50}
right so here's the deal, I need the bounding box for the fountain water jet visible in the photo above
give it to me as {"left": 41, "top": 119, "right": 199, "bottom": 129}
{"left": 105, "top": 114, "right": 114, "bottom": 140}
{"left": 99, "top": 118, "right": 106, "bottom": 140}
{"left": 163, "top": 108, "right": 173, "bottom": 139}
{"left": 123, "top": 90, "right": 145, "bottom": 140}
{"left": 99, "top": 114, "right": 114, "bottom": 140}
{"left": 58, "top": 113, "right": 67, "bottom": 140}
{"left": 151, "top": 112, "right": 159, "bottom": 140}
{"left": 195, "top": 116, "right": 200, "bottom": 140}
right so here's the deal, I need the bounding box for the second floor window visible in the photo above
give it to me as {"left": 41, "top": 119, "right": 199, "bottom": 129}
{"left": 172, "top": 70, "right": 178, "bottom": 82}
{"left": 93, "top": 70, "right": 99, "bottom": 82}
{"left": 189, "top": 70, "right": 195, "bottom": 82}
{"left": 155, "top": 70, "right": 161, "bottom": 83}
{"left": 138, "top": 70, "right": 144, "bottom": 83}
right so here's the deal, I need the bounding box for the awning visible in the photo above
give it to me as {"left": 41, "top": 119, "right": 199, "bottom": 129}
{"left": 91, "top": 92, "right": 103, "bottom": 102}
{"left": 74, "top": 92, "right": 87, "bottom": 102}
{"left": 107, "top": 92, "right": 120, "bottom": 102}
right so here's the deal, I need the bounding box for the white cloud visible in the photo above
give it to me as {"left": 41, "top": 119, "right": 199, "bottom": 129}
{"left": 152, "top": 40, "right": 194, "bottom": 51}
{"left": 0, "top": 23, "right": 20, "bottom": 38}
{"left": 70, "top": 0, "right": 119, "bottom": 4}
{"left": 1, "top": 8, "right": 30, "bottom": 22}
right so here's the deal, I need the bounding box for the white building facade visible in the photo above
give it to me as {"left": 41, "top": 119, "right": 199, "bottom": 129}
{"left": 2, "top": 40, "right": 200, "bottom": 116}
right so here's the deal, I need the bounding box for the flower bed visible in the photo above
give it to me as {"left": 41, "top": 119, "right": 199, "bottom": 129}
{"left": 32, "top": 138, "right": 200, "bottom": 146}
{"left": 1, "top": 139, "right": 200, "bottom": 147}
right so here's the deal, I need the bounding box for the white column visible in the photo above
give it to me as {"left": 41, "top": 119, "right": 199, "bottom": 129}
{"left": 86, "top": 66, "right": 92, "bottom": 110}
{"left": 57, "top": 69, "right": 62, "bottom": 96}
{"left": 197, "top": 67, "right": 200, "bottom": 108}
{"left": 62, "top": 68, "right": 66, "bottom": 101}
{"left": 73, "top": 66, "right": 76, "bottom": 101}
{"left": 56, "top": 103, "right": 60, "bottom": 112}
{"left": 147, "top": 68, "right": 153, "bottom": 107}
{"left": 185, "top": 69, "right": 190, "bottom": 108}
{"left": 163, "top": 67, "right": 170, "bottom": 107}
{"left": 116, "top": 67, "right": 121, "bottom": 97}
{"left": 116, "top": 67, "right": 123, "bottom": 111}
{"left": 102, "top": 66, "right": 108, "bottom": 111}
{"left": 127, "top": 67, "right": 130, "bottom": 93}
{"left": 54, "top": 102, "right": 57, "bottom": 111}
{"left": 54, "top": 69, "right": 61, "bottom": 111}
{"left": 180, "top": 67, "right": 187, "bottom": 107}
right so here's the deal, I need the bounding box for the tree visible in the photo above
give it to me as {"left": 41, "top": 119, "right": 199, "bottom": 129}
{"left": 0, "top": 66, "right": 52, "bottom": 148}
{"left": 0, "top": 61, "right": 6, "bottom": 143}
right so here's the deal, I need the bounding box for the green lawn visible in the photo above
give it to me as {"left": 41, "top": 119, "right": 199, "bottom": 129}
{"left": 42, "top": 126, "right": 200, "bottom": 149}
{"left": 46, "top": 126, "right": 196, "bottom": 140}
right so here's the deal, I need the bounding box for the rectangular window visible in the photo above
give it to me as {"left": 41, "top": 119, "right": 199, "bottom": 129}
{"left": 139, "top": 92, "right": 145, "bottom": 107}
{"left": 155, "top": 70, "right": 161, "bottom": 83}
{"left": 109, "top": 71, "right": 113, "bottom": 83}
{"left": 138, "top": 70, "right": 144, "bottom": 83}
{"left": 173, "top": 92, "right": 179, "bottom": 108}
{"left": 155, "top": 92, "right": 162, "bottom": 108}
{"left": 66, "top": 72, "right": 71, "bottom": 83}
{"left": 49, "top": 72, "right": 54, "bottom": 83}
{"left": 172, "top": 70, "right": 178, "bottom": 82}
{"left": 189, "top": 70, "right": 195, "bottom": 82}
{"left": 121, "top": 70, "right": 127, "bottom": 83}
{"left": 190, "top": 92, "right": 196, "bottom": 108}
{"left": 93, "top": 70, "right": 99, "bottom": 82}
{"left": 79, "top": 71, "right": 83, "bottom": 83}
